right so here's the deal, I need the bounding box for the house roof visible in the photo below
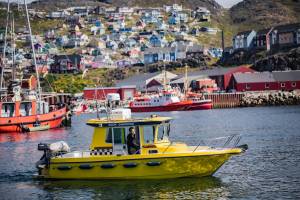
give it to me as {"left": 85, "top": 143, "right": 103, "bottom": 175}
{"left": 273, "top": 23, "right": 300, "bottom": 33}
{"left": 54, "top": 54, "right": 81, "bottom": 64}
{"left": 233, "top": 70, "right": 300, "bottom": 83}
{"left": 233, "top": 72, "right": 275, "bottom": 83}
{"left": 235, "top": 30, "right": 253, "bottom": 37}
{"left": 257, "top": 28, "right": 273, "bottom": 35}
{"left": 272, "top": 70, "right": 300, "bottom": 82}
{"left": 170, "top": 74, "right": 209, "bottom": 85}
{"left": 175, "top": 66, "right": 249, "bottom": 80}
{"left": 116, "top": 72, "right": 162, "bottom": 89}
{"left": 115, "top": 71, "right": 177, "bottom": 89}
{"left": 144, "top": 47, "right": 175, "bottom": 54}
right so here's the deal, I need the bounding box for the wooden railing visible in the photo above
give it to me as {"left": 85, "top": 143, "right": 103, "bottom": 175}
{"left": 204, "top": 93, "right": 245, "bottom": 109}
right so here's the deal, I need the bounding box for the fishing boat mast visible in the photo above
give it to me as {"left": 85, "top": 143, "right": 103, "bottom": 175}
{"left": 11, "top": 15, "right": 16, "bottom": 80}
{"left": 23, "top": 0, "right": 42, "bottom": 103}
{"left": 0, "top": 0, "right": 10, "bottom": 95}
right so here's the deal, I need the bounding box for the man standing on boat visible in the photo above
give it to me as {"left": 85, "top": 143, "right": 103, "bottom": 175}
{"left": 127, "top": 127, "right": 139, "bottom": 154}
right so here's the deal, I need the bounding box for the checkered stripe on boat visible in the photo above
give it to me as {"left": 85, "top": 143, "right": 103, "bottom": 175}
{"left": 90, "top": 148, "right": 113, "bottom": 155}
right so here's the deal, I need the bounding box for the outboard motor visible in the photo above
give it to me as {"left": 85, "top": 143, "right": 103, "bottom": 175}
{"left": 36, "top": 141, "right": 70, "bottom": 174}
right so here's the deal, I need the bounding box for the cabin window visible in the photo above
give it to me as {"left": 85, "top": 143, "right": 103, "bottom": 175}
{"left": 292, "top": 82, "right": 296, "bottom": 87}
{"left": 265, "top": 83, "right": 270, "bottom": 89}
{"left": 143, "top": 126, "right": 155, "bottom": 144}
{"left": 246, "top": 84, "right": 251, "bottom": 90}
{"left": 1, "top": 103, "right": 15, "bottom": 117}
{"left": 106, "top": 128, "right": 126, "bottom": 144}
{"left": 281, "top": 83, "right": 286, "bottom": 88}
{"left": 20, "top": 102, "right": 32, "bottom": 116}
{"left": 157, "top": 124, "right": 170, "bottom": 141}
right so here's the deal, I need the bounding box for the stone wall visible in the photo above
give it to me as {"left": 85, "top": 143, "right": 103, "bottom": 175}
{"left": 240, "top": 91, "right": 300, "bottom": 107}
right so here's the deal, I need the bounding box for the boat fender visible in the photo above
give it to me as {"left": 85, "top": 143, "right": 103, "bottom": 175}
{"left": 148, "top": 150, "right": 158, "bottom": 154}
{"left": 57, "top": 165, "right": 72, "bottom": 170}
{"left": 79, "top": 164, "right": 94, "bottom": 169}
{"left": 123, "top": 163, "right": 138, "bottom": 168}
{"left": 237, "top": 144, "right": 248, "bottom": 152}
{"left": 101, "top": 163, "right": 116, "bottom": 169}
{"left": 146, "top": 161, "right": 161, "bottom": 166}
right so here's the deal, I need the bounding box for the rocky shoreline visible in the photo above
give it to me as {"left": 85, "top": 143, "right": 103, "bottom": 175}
{"left": 240, "top": 91, "right": 300, "bottom": 107}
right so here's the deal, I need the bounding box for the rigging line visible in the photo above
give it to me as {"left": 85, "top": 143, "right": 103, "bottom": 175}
{"left": 0, "top": 0, "right": 10, "bottom": 90}
{"left": 23, "top": 0, "right": 42, "bottom": 103}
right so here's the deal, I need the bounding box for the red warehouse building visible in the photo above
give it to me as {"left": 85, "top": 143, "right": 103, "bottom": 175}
{"left": 231, "top": 71, "right": 300, "bottom": 92}
{"left": 83, "top": 86, "right": 136, "bottom": 100}
{"left": 179, "top": 65, "right": 255, "bottom": 91}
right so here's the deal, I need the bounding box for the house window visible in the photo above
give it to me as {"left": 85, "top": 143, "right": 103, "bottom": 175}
{"left": 265, "top": 83, "right": 270, "bottom": 89}
{"left": 246, "top": 84, "right": 251, "bottom": 90}
{"left": 292, "top": 82, "right": 296, "bottom": 87}
{"left": 281, "top": 83, "right": 286, "bottom": 87}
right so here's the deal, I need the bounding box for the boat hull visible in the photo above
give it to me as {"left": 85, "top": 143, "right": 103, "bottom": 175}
{"left": 0, "top": 107, "right": 66, "bottom": 133}
{"left": 130, "top": 101, "right": 212, "bottom": 112}
{"left": 40, "top": 153, "right": 233, "bottom": 180}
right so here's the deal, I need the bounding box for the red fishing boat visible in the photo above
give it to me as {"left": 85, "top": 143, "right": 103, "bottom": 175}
{"left": 129, "top": 86, "right": 212, "bottom": 112}
{"left": 0, "top": 98, "right": 66, "bottom": 133}
{"left": 0, "top": 1, "right": 67, "bottom": 133}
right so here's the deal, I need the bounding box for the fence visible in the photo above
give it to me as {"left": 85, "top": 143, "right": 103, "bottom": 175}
{"left": 204, "top": 93, "right": 245, "bottom": 109}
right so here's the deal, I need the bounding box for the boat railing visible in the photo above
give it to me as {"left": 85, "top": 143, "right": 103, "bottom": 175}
{"left": 192, "top": 134, "right": 242, "bottom": 152}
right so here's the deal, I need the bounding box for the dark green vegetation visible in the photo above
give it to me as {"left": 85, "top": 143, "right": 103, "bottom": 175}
{"left": 230, "top": 0, "right": 300, "bottom": 31}
{"left": 42, "top": 68, "right": 138, "bottom": 93}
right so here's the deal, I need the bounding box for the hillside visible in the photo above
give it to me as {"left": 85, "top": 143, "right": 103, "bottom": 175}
{"left": 230, "top": 0, "right": 300, "bottom": 31}
{"left": 26, "top": 0, "right": 222, "bottom": 14}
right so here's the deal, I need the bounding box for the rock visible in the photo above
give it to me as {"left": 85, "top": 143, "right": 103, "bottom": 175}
{"left": 239, "top": 91, "right": 300, "bottom": 107}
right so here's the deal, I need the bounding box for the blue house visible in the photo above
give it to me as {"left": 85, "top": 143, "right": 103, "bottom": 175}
{"left": 119, "top": 27, "right": 132, "bottom": 33}
{"left": 168, "top": 16, "right": 178, "bottom": 25}
{"left": 149, "top": 34, "right": 162, "bottom": 47}
{"left": 141, "top": 16, "right": 159, "bottom": 24}
{"left": 95, "top": 20, "right": 102, "bottom": 27}
{"left": 143, "top": 47, "right": 177, "bottom": 65}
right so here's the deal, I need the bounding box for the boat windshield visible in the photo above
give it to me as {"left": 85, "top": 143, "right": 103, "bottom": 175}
{"left": 143, "top": 126, "right": 155, "bottom": 144}
{"left": 157, "top": 123, "right": 170, "bottom": 142}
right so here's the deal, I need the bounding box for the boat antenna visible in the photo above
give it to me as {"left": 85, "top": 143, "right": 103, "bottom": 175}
{"left": 0, "top": 0, "right": 10, "bottom": 94}
{"left": 163, "top": 64, "right": 167, "bottom": 90}
{"left": 23, "top": 0, "right": 42, "bottom": 103}
{"left": 94, "top": 84, "right": 100, "bottom": 119}
{"left": 184, "top": 64, "right": 188, "bottom": 97}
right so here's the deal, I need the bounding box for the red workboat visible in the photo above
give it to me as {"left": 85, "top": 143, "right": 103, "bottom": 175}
{"left": 0, "top": 91, "right": 67, "bottom": 133}
{"left": 129, "top": 86, "right": 212, "bottom": 112}
{"left": 0, "top": 2, "right": 67, "bottom": 133}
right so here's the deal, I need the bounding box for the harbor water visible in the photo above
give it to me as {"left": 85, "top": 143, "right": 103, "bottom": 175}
{"left": 0, "top": 106, "right": 300, "bottom": 199}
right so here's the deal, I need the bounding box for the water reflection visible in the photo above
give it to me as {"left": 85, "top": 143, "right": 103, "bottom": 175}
{"left": 37, "top": 176, "right": 227, "bottom": 200}
{"left": 0, "top": 128, "right": 69, "bottom": 143}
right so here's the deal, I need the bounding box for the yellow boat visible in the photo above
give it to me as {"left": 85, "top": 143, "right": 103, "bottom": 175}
{"left": 36, "top": 110, "right": 247, "bottom": 180}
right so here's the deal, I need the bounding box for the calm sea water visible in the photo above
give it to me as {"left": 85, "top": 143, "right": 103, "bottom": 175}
{"left": 0, "top": 106, "right": 300, "bottom": 200}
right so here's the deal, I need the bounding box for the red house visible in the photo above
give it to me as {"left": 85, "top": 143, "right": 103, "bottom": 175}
{"left": 231, "top": 71, "right": 300, "bottom": 92}
{"left": 83, "top": 86, "right": 136, "bottom": 101}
